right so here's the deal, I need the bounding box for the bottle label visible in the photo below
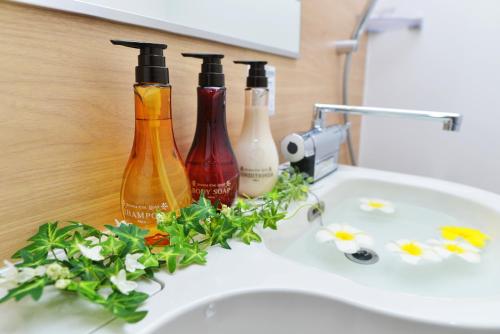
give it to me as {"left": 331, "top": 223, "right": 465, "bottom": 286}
{"left": 240, "top": 166, "right": 275, "bottom": 181}
{"left": 123, "top": 201, "right": 168, "bottom": 225}
{"left": 191, "top": 177, "right": 238, "bottom": 201}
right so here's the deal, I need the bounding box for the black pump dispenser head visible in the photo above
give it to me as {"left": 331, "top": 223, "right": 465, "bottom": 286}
{"left": 111, "top": 39, "right": 169, "bottom": 85}
{"left": 182, "top": 53, "right": 225, "bottom": 87}
{"left": 234, "top": 61, "right": 268, "bottom": 88}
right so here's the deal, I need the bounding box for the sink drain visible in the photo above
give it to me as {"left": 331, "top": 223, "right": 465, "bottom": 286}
{"left": 307, "top": 201, "right": 325, "bottom": 222}
{"left": 345, "top": 248, "right": 379, "bottom": 265}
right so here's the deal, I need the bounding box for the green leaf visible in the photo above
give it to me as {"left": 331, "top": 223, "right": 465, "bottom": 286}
{"left": 178, "top": 206, "right": 205, "bottom": 235}
{"left": 179, "top": 242, "right": 207, "bottom": 266}
{"left": 156, "top": 211, "right": 178, "bottom": 232}
{"left": 126, "top": 269, "right": 146, "bottom": 281}
{"left": 16, "top": 250, "right": 47, "bottom": 268}
{"left": 116, "top": 309, "right": 148, "bottom": 323}
{"left": 13, "top": 222, "right": 79, "bottom": 260}
{"left": 236, "top": 222, "right": 262, "bottom": 245}
{"left": 139, "top": 249, "right": 159, "bottom": 269}
{"left": 261, "top": 206, "right": 286, "bottom": 230}
{"left": 234, "top": 198, "right": 250, "bottom": 210}
{"left": 190, "top": 194, "right": 217, "bottom": 221}
{"left": 106, "top": 291, "right": 149, "bottom": 323}
{"left": 162, "top": 222, "right": 186, "bottom": 246}
{"left": 210, "top": 216, "right": 237, "bottom": 249}
{"left": 104, "top": 224, "right": 149, "bottom": 253}
{"left": 67, "top": 221, "right": 100, "bottom": 236}
{"left": 70, "top": 257, "right": 107, "bottom": 281}
{"left": 67, "top": 281, "right": 104, "bottom": 304}
{"left": 0, "top": 277, "right": 46, "bottom": 303}
{"left": 108, "top": 258, "right": 124, "bottom": 275}
{"left": 100, "top": 236, "right": 126, "bottom": 257}
{"left": 66, "top": 231, "right": 85, "bottom": 258}
{"left": 156, "top": 245, "right": 183, "bottom": 273}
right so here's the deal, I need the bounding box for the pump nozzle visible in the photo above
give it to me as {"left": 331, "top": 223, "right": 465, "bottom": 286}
{"left": 111, "top": 39, "right": 169, "bottom": 84}
{"left": 182, "top": 53, "right": 225, "bottom": 87}
{"left": 234, "top": 61, "right": 268, "bottom": 88}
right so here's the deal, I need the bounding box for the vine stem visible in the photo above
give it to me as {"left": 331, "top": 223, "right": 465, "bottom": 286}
{"left": 283, "top": 203, "right": 314, "bottom": 221}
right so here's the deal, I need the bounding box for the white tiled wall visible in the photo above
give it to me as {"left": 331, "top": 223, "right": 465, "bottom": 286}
{"left": 360, "top": 0, "right": 500, "bottom": 194}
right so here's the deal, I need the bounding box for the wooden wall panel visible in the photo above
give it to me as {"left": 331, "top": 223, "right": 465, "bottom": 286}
{"left": 0, "top": 0, "right": 368, "bottom": 259}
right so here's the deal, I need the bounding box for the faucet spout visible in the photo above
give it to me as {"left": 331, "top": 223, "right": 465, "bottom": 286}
{"left": 313, "top": 104, "right": 462, "bottom": 132}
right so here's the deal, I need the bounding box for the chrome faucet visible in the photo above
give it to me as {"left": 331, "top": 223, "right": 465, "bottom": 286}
{"left": 313, "top": 104, "right": 462, "bottom": 132}
{"left": 281, "top": 104, "right": 462, "bottom": 181}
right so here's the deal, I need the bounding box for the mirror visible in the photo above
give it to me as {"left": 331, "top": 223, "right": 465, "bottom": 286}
{"left": 14, "top": 0, "right": 302, "bottom": 58}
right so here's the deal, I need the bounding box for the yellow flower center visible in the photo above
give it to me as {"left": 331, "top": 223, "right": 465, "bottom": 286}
{"left": 334, "top": 231, "right": 355, "bottom": 241}
{"left": 401, "top": 242, "right": 423, "bottom": 256}
{"left": 441, "top": 226, "right": 490, "bottom": 248}
{"left": 445, "top": 243, "right": 465, "bottom": 254}
{"left": 367, "top": 201, "right": 385, "bottom": 209}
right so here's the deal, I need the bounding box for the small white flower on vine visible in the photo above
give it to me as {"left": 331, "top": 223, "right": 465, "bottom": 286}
{"left": 220, "top": 205, "right": 232, "bottom": 217}
{"left": 98, "top": 287, "right": 113, "bottom": 299}
{"left": 54, "top": 279, "right": 71, "bottom": 290}
{"left": 78, "top": 244, "right": 104, "bottom": 261}
{"left": 47, "top": 249, "right": 69, "bottom": 262}
{"left": 360, "top": 198, "right": 395, "bottom": 214}
{"left": 60, "top": 267, "right": 70, "bottom": 279}
{"left": 125, "top": 253, "right": 145, "bottom": 273}
{"left": 85, "top": 236, "right": 100, "bottom": 245}
{"left": 114, "top": 219, "right": 129, "bottom": 227}
{"left": 428, "top": 239, "right": 481, "bottom": 263}
{"left": 46, "top": 263, "right": 63, "bottom": 280}
{"left": 17, "top": 265, "right": 46, "bottom": 283}
{"left": 85, "top": 235, "right": 108, "bottom": 245}
{"left": 315, "top": 224, "right": 373, "bottom": 254}
{"left": 110, "top": 269, "right": 137, "bottom": 295}
{"left": 386, "top": 240, "right": 442, "bottom": 265}
{"left": 0, "top": 261, "right": 19, "bottom": 290}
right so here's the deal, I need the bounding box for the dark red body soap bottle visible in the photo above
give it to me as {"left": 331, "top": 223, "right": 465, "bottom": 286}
{"left": 182, "top": 53, "right": 239, "bottom": 206}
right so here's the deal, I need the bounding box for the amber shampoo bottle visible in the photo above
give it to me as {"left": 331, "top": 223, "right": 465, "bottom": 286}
{"left": 112, "top": 40, "right": 191, "bottom": 244}
{"left": 182, "top": 53, "right": 239, "bottom": 206}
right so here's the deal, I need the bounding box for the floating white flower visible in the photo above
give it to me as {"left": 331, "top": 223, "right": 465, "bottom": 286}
{"left": 125, "top": 253, "right": 145, "bottom": 273}
{"left": 429, "top": 239, "right": 481, "bottom": 263}
{"left": 360, "top": 198, "right": 395, "bottom": 214}
{"left": 315, "top": 224, "right": 373, "bottom": 254}
{"left": 110, "top": 269, "right": 137, "bottom": 295}
{"left": 78, "top": 244, "right": 104, "bottom": 261}
{"left": 386, "top": 239, "right": 442, "bottom": 265}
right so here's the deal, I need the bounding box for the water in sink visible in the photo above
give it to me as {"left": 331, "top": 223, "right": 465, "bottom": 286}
{"left": 279, "top": 197, "right": 499, "bottom": 298}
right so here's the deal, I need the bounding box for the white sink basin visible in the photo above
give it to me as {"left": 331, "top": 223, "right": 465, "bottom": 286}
{"left": 262, "top": 171, "right": 500, "bottom": 299}
{"left": 146, "top": 290, "right": 475, "bottom": 334}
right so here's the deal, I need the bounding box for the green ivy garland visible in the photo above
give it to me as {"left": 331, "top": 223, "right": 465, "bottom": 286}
{"left": 0, "top": 169, "right": 311, "bottom": 323}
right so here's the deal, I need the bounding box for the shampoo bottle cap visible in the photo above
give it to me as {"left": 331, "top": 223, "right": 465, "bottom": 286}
{"left": 234, "top": 60, "right": 268, "bottom": 88}
{"left": 111, "top": 39, "right": 169, "bottom": 85}
{"left": 182, "top": 53, "right": 225, "bottom": 87}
